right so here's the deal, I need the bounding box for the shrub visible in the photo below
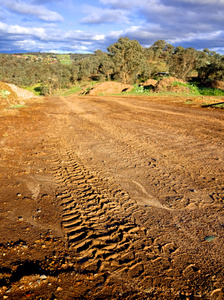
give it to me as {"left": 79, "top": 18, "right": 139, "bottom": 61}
{"left": 0, "top": 89, "right": 10, "bottom": 99}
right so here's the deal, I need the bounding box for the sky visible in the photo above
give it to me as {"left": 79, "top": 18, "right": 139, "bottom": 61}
{"left": 0, "top": 0, "right": 224, "bottom": 54}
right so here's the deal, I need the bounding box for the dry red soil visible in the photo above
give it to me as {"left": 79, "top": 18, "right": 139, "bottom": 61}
{"left": 0, "top": 95, "right": 224, "bottom": 299}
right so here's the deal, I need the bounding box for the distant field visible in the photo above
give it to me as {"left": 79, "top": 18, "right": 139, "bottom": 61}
{"left": 57, "top": 54, "right": 72, "bottom": 64}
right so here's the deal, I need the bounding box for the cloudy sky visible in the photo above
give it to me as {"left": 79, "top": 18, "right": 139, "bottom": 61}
{"left": 0, "top": 0, "right": 224, "bottom": 53}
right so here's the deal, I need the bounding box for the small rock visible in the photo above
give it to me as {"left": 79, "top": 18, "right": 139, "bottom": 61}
{"left": 56, "top": 287, "right": 63, "bottom": 292}
{"left": 40, "top": 275, "right": 47, "bottom": 280}
{"left": 6, "top": 288, "right": 12, "bottom": 293}
{"left": 204, "top": 236, "right": 216, "bottom": 242}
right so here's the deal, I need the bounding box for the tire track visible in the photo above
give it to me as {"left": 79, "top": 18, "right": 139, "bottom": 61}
{"left": 43, "top": 138, "right": 181, "bottom": 288}
{"left": 63, "top": 96, "right": 224, "bottom": 210}
{"left": 48, "top": 141, "right": 148, "bottom": 272}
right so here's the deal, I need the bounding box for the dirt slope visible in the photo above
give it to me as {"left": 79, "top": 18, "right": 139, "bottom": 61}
{"left": 0, "top": 81, "right": 39, "bottom": 110}
{"left": 0, "top": 95, "right": 224, "bottom": 299}
{"left": 85, "top": 81, "right": 133, "bottom": 95}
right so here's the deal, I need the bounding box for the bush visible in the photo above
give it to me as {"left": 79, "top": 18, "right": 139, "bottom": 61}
{"left": 0, "top": 89, "right": 10, "bottom": 99}
{"left": 172, "top": 81, "right": 224, "bottom": 96}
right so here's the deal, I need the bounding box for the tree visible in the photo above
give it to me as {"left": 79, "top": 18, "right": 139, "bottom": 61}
{"left": 107, "top": 37, "right": 148, "bottom": 83}
{"left": 94, "top": 50, "right": 115, "bottom": 81}
{"left": 169, "top": 47, "right": 199, "bottom": 80}
{"left": 196, "top": 49, "right": 224, "bottom": 81}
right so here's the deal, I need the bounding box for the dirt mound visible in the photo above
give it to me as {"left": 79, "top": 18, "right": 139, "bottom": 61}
{"left": 0, "top": 82, "right": 19, "bottom": 108}
{"left": 0, "top": 82, "right": 39, "bottom": 111}
{"left": 154, "top": 76, "right": 187, "bottom": 92}
{"left": 142, "top": 79, "right": 157, "bottom": 87}
{"left": 7, "top": 83, "right": 38, "bottom": 100}
{"left": 85, "top": 81, "right": 133, "bottom": 95}
{"left": 204, "top": 80, "right": 224, "bottom": 90}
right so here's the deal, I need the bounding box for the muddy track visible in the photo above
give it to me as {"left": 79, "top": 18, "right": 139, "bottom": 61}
{"left": 43, "top": 138, "right": 182, "bottom": 297}
{"left": 0, "top": 95, "right": 224, "bottom": 299}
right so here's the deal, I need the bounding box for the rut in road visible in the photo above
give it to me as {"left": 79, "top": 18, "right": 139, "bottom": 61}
{"left": 44, "top": 137, "right": 179, "bottom": 286}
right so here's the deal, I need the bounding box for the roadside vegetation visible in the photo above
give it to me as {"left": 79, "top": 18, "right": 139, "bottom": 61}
{"left": 0, "top": 37, "right": 224, "bottom": 99}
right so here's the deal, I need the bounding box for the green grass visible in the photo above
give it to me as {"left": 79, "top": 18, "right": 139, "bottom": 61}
{"left": 9, "top": 104, "right": 27, "bottom": 109}
{"left": 123, "top": 84, "right": 153, "bottom": 95}
{"left": 172, "top": 81, "right": 224, "bottom": 96}
{"left": 52, "top": 84, "right": 84, "bottom": 97}
{"left": 63, "top": 85, "right": 82, "bottom": 96}
{"left": 57, "top": 54, "right": 71, "bottom": 65}
{"left": 24, "top": 84, "right": 42, "bottom": 96}
{"left": 215, "top": 103, "right": 224, "bottom": 108}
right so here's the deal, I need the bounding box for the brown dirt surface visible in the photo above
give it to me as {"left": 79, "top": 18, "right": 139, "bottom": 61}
{"left": 0, "top": 82, "right": 19, "bottom": 108}
{"left": 0, "top": 94, "right": 224, "bottom": 299}
{"left": 7, "top": 84, "right": 39, "bottom": 100}
{"left": 154, "top": 77, "right": 187, "bottom": 93}
{"left": 85, "top": 81, "right": 133, "bottom": 95}
{"left": 0, "top": 82, "right": 39, "bottom": 110}
{"left": 141, "top": 79, "right": 157, "bottom": 87}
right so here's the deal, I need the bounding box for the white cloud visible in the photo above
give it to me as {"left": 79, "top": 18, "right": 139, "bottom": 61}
{"left": 15, "top": 39, "right": 45, "bottom": 50}
{"left": 62, "top": 30, "right": 105, "bottom": 43}
{"left": 168, "top": 30, "right": 223, "bottom": 44}
{"left": 0, "top": 21, "right": 46, "bottom": 38}
{"left": 1, "top": 0, "right": 63, "bottom": 22}
{"left": 81, "top": 6, "right": 130, "bottom": 24}
{"left": 93, "top": 34, "right": 105, "bottom": 41}
{"left": 71, "top": 45, "right": 88, "bottom": 50}
{"left": 1, "top": 0, "right": 224, "bottom": 53}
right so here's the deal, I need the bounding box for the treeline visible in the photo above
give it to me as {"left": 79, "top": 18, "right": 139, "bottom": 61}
{"left": 0, "top": 37, "right": 224, "bottom": 95}
{"left": 14, "top": 52, "right": 93, "bottom": 61}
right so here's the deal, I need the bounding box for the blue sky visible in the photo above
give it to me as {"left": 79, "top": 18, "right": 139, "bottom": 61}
{"left": 0, "top": 0, "right": 224, "bottom": 53}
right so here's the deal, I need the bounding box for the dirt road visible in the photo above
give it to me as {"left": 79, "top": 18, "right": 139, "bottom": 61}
{"left": 0, "top": 95, "right": 224, "bottom": 299}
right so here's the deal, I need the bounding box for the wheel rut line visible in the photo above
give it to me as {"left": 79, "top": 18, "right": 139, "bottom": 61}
{"left": 45, "top": 141, "right": 152, "bottom": 269}
{"left": 38, "top": 135, "right": 177, "bottom": 282}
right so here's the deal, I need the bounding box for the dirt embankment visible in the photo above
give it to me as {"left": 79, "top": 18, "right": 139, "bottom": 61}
{"left": 0, "top": 93, "right": 224, "bottom": 299}
{"left": 84, "top": 81, "right": 133, "bottom": 95}
{"left": 0, "top": 82, "right": 39, "bottom": 110}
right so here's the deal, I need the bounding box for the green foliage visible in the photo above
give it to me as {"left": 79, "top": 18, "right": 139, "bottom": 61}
{"left": 122, "top": 84, "right": 153, "bottom": 95}
{"left": 214, "top": 103, "right": 224, "bottom": 108}
{"left": 1, "top": 38, "right": 224, "bottom": 95}
{"left": 25, "top": 84, "right": 42, "bottom": 96}
{"left": 199, "top": 87, "right": 224, "bottom": 96}
{"left": 40, "top": 85, "right": 49, "bottom": 96}
{"left": 169, "top": 47, "right": 199, "bottom": 80}
{"left": 172, "top": 81, "right": 224, "bottom": 96}
{"left": 9, "top": 104, "right": 27, "bottom": 109}
{"left": 107, "top": 37, "right": 149, "bottom": 84}
{"left": 57, "top": 54, "right": 71, "bottom": 64}
{"left": 0, "top": 89, "right": 10, "bottom": 99}
{"left": 63, "top": 85, "right": 82, "bottom": 96}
